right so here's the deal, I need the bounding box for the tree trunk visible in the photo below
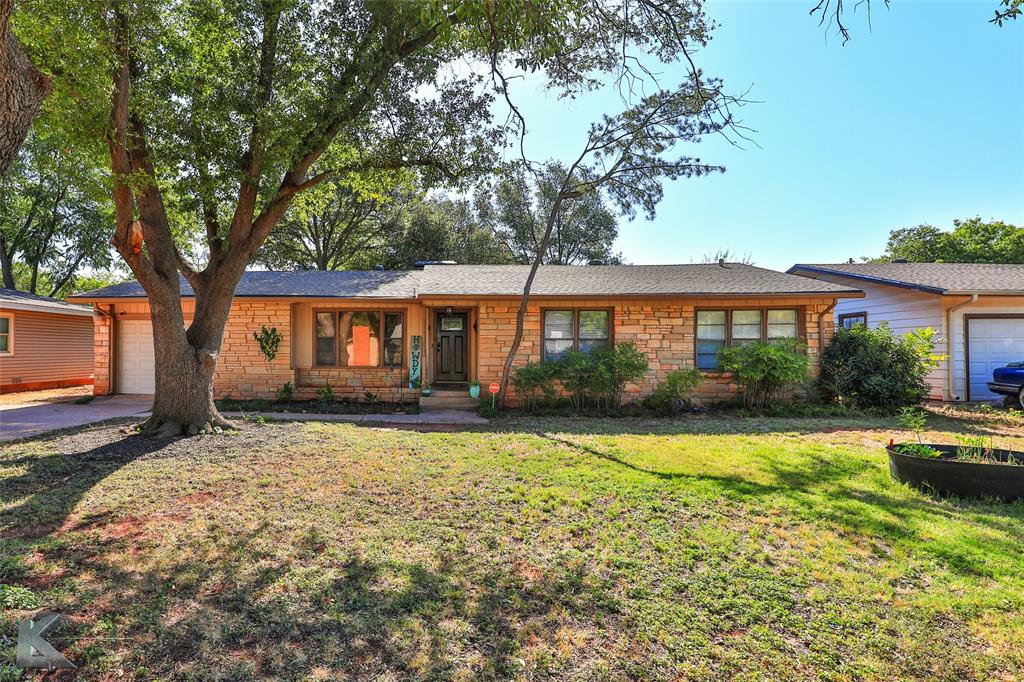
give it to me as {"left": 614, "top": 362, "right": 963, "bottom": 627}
{"left": 0, "top": 236, "right": 15, "bottom": 288}
{"left": 0, "top": 0, "right": 52, "bottom": 175}
{"left": 497, "top": 195, "right": 564, "bottom": 407}
{"left": 141, "top": 282, "right": 234, "bottom": 437}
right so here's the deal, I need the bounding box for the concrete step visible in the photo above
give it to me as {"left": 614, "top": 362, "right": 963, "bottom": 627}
{"left": 420, "top": 390, "right": 479, "bottom": 411}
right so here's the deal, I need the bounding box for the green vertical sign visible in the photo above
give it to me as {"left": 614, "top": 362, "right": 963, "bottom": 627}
{"left": 409, "top": 335, "right": 422, "bottom": 387}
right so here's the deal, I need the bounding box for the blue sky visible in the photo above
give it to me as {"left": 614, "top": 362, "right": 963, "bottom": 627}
{"left": 500, "top": 0, "right": 1024, "bottom": 270}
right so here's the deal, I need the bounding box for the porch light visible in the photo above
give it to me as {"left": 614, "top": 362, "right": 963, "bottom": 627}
{"left": 445, "top": 306, "right": 453, "bottom": 314}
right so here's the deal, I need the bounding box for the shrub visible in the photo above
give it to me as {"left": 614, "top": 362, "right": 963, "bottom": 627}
{"left": 512, "top": 361, "right": 559, "bottom": 410}
{"left": 315, "top": 383, "right": 335, "bottom": 406}
{"left": 646, "top": 368, "right": 704, "bottom": 414}
{"left": 276, "top": 381, "right": 294, "bottom": 402}
{"left": 718, "top": 341, "right": 809, "bottom": 409}
{"left": 589, "top": 342, "right": 649, "bottom": 408}
{"left": 556, "top": 350, "right": 595, "bottom": 411}
{"left": 819, "top": 324, "right": 940, "bottom": 411}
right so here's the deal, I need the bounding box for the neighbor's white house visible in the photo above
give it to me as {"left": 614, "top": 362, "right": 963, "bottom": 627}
{"left": 788, "top": 263, "right": 1024, "bottom": 403}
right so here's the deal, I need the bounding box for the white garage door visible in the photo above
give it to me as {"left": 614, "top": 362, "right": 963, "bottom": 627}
{"left": 118, "top": 320, "right": 156, "bottom": 394}
{"left": 967, "top": 316, "right": 1024, "bottom": 400}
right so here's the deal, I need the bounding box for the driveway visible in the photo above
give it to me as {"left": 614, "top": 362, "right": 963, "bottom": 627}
{"left": 0, "top": 395, "right": 152, "bottom": 441}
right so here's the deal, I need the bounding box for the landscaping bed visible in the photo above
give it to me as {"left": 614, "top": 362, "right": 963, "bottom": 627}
{"left": 887, "top": 443, "right": 1024, "bottom": 501}
{"left": 216, "top": 397, "right": 420, "bottom": 415}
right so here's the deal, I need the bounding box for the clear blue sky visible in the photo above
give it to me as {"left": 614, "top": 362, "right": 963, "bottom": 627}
{"left": 501, "top": 0, "right": 1024, "bottom": 270}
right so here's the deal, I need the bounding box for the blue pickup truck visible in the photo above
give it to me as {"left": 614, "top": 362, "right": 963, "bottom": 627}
{"left": 988, "top": 362, "right": 1024, "bottom": 408}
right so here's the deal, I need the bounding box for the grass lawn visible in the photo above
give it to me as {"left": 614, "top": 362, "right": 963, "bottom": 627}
{"left": 2, "top": 411, "right": 1024, "bottom": 680}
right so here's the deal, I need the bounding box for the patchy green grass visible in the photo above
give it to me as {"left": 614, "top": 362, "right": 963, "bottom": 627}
{"left": 2, "top": 412, "right": 1023, "bottom": 680}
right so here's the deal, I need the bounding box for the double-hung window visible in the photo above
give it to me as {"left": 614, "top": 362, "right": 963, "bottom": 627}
{"left": 315, "top": 310, "right": 404, "bottom": 368}
{"left": 542, "top": 309, "right": 611, "bottom": 361}
{"left": 0, "top": 315, "right": 10, "bottom": 354}
{"left": 695, "top": 308, "right": 801, "bottom": 370}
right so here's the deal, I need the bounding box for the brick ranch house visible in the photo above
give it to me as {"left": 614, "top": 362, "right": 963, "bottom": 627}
{"left": 69, "top": 263, "right": 862, "bottom": 405}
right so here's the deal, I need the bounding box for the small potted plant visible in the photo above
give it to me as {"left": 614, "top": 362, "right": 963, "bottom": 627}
{"left": 468, "top": 381, "right": 481, "bottom": 399}
{"left": 421, "top": 383, "right": 432, "bottom": 396}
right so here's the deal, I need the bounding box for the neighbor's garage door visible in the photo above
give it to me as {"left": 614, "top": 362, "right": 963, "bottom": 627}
{"left": 118, "top": 319, "right": 156, "bottom": 394}
{"left": 967, "top": 316, "right": 1024, "bottom": 400}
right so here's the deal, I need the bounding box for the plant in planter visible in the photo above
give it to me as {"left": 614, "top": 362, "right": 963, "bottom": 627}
{"left": 469, "top": 382, "right": 481, "bottom": 399}
{"left": 892, "top": 407, "right": 941, "bottom": 458}
{"left": 421, "top": 383, "right": 432, "bottom": 396}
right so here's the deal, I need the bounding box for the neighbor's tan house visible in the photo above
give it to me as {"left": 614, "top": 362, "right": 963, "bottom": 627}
{"left": 789, "top": 263, "right": 1024, "bottom": 402}
{"left": 0, "top": 287, "right": 95, "bottom": 393}
{"left": 68, "top": 263, "right": 862, "bottom": 405}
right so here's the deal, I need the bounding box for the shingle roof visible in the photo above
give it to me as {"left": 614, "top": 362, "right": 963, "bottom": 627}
{"left": 68, "top": 263, "right": 861, "bottom": 300}
{"left": 788, "top": 263, "right": 1024, "bottom": 295}
{"left": 0, "top": 288, "right": 94, "bottom": 316}
{"left": 415, "top": 264, "right": 861, "bottom": 296}
{"left": 69, "top": 270, "right": 425, "bottom": 300}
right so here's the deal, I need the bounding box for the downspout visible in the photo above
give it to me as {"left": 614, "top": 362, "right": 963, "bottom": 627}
{"left": 945, "top": 294, "right": 978, "bottom": 401}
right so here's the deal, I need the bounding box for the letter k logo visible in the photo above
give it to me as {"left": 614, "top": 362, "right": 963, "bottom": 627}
{"left": 16, "top": 613, "right": 76, "bottom": 670}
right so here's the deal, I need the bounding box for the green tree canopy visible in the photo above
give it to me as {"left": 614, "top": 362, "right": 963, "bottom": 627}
{"left": 875, "top": 218, "right": 1023, "bottom": 264}
{"left": 0, "top": 129, "right": 115, "bottom": 296}
{"left": 481, "top": 162, "right": 623, "bottom": 266}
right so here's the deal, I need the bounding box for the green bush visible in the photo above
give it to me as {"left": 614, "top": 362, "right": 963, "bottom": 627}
{"left": 512, "top": 361, "right": 559, "bottom": 410}
{"left": 718, "top": 341, "right": 809, "bottom": 409}
{"left": 646, "top": 368, "right": 704, "bottom": 414}
{"left": 588, "top": 343, "right": 649, "bottom": 408}
{"left": 276, "top": 381, "right": 294, "bottom": 402}
{"left": 315, "top": 383, "right": 335, "bottom": 406}
{"left": 555, "top": 350, "right": 594, "bottom": 411}
{"left": 819, "top": 324, "right": 940, "bottom": 411}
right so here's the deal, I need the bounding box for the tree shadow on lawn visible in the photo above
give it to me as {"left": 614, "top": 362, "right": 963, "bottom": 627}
{"left": 536, "top": 431, "right": 1024, "bottom": 580}
{"left": 11, "top": 519, "right": 610, "bottom": 679}
{"left": 0, "top": 420, "right": 174, "bottom": 541}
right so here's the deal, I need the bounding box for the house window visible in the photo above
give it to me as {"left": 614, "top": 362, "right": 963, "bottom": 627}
{"left": 0, "top": 315, "right": 10, "bottom": 353}
{"left": 543, "top": 309, "right": 611, "bottom": 361}
{"left": 839, "top": 312, "right": 868, "bottom": 329}
{"left": 696, "top": 310, "right": 726, "bottom": 369}
{"left": 696, "top": 308, "right": 802, "bottom": 370}
{"left": 316, "top": 312, "right": 337, "bottom": 366}
{"left": 315, "top": 310, "right": 404, "bottom": 368}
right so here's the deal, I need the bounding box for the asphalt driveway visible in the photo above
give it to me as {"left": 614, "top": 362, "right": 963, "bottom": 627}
{"left": 0, "top": 395, "right": 152, "bottom": 441}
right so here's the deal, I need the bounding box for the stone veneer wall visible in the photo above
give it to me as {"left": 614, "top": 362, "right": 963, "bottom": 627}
{"left": 93, "top": 296, "right": 837, "bottom": 404}
{"left": 467, "top": 296, "right": 836, "bottom": 406}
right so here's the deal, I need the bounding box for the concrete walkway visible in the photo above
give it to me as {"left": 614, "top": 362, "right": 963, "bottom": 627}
{"left": 0, "top": 397, "right": 487, "bottom": 442}
{"left": 222, "top": 409, "right": 489, "bottom": 425}
{"left": 0, "top": 394, "right": 153, "bottom": 441}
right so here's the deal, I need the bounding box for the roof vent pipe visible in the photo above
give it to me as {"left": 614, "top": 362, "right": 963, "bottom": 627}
{"left": 718, "top": 258, "right": 726, "bottom": 267}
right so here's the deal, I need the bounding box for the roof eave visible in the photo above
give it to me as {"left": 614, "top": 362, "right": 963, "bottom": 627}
{"left": 0, "top": 300, "right": 95, "bottom": 317}
{"left": 789, "top": 265, "right": 947, "bottom": 296}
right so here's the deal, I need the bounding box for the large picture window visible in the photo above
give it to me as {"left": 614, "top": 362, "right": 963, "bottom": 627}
{"left": 543, "top": 309, "right": 611, "bottom": 361}
{"left": 696, "top": 308, "right": 802, "bottom": 370}
{"left": 315, "top": 310, "right": 404, "bottom": 368}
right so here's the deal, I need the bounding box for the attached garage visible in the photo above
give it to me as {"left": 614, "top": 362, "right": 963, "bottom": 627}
{"left": 117, "top": 319, "right": 156, "bottom": 394}
{"left": 788, "top": 263, "right": 1024, "bottom": 402}
{"left": 966, "top": 315, "right": 1024, "bottom": 401}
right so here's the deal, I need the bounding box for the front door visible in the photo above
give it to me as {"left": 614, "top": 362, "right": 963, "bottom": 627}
{"left": 436, "top": 312, "right": 468, "bottom": 382}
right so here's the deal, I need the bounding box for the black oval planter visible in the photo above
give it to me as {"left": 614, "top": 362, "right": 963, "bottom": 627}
{"left": 887, "top": 444, "right": 1024, "bottom": 501}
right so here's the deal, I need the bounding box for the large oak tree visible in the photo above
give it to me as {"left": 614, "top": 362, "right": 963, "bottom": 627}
{"left": 19, "top": 0, "right": 723, "bottom": 435}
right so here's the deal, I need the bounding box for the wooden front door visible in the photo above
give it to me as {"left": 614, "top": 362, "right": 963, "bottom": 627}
{"left": 435, "top": 312, "right": 468, "bottom": 382}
